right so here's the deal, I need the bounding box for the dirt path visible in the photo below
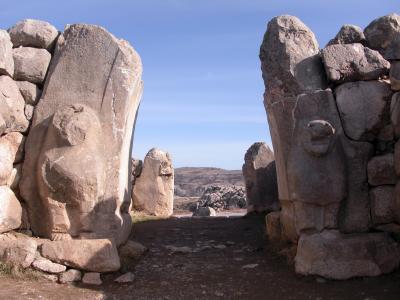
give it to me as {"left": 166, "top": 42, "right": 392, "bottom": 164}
{"left": 0, "top": 215, "right": 399, "bottom": 299}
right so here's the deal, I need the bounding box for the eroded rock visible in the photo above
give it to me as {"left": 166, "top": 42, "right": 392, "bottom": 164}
{"left": 0, "top": 187, "right": 22, "bottom": 233}
{"left": 367, "top": 153, "right": 396, "bottom": 186}
{"left": 0, "top": 30, "right": 14, "bottom": 77}
{"left": 32, "top": 257, "right": 67, "bottom": 274}
{"left": 82, "top": 272, "right": 102, "bottom": 285}
{"left": 59, "top": 269, "right": 82, "bottom": 283}
{"left": 15, "top": 81, "right": 41, "bottom": 105}
{"left": 13, "top": 47, "right": 51, "bottom": 84}
{"left": 327, "top": 24, "right": 365, "bottom": 46}
{"left": 0, "top": 233, "right": 37, "bottom": 268}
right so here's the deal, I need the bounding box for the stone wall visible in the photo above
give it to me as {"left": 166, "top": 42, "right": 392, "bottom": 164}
{"left": 260, "top": 14, "right": 400, "bottom": 279}
{"left": 0, "top": 19, "right": 143, "bottom": 283}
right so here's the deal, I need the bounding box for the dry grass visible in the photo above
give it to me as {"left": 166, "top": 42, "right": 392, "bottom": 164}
{"left": 131, "top": 211, "right": 169, "bottom": 224}
{"left": 0, "top": 262, "right": 43, "bottom": 281}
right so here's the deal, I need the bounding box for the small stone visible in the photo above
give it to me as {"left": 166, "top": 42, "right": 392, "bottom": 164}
{"left": 82, "top": 272, "right": 102, "bottom": 285}
{"left": 32, "top": 257, "right": 66, "bottom": 274}
{"left": 58, "top": 269, "right": 82, "bottom": 283}
{"left": 119, "top": 240, "right": 147, "bottom": 259}
{"left": 242, "top": 264, "right": 259, "bottom": 269}
{"left": 370, "top": 186, "right": 395, "bottom": 225}
{"left": 13, "top": 47, "right": 51, "bottom": 85}
{"left": 114, "top": 272, "right": 134, "bottom": 283}
{"left": 165, "top": 245, "right": 192, "bottom": 254}
{"left": 0, "top": 187, "right": 22, "bottom": 233}
{"left": 213, "top": 245, "right": 227, "bottom": 250}
{"left": 192, "top": 207, "right": 216, "bottom": 217}
{"left": 8, "top": 19, "right": 59, "bottom": 51}
{"left": 15, "top": 81, "right": 41, "bottom": 105}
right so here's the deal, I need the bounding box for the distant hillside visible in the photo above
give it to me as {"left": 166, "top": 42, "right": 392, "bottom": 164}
{"left": 174, "top": 167, "right": 244, "bottom": 197}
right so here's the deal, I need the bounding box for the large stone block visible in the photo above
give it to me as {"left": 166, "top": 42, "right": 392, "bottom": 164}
{"left": 0, "top": 186, "right": 22, "bottom": 233}
{"left": 242, "top": 142, "right": 279, "bottom": 213}
{"left": 335, "top": 81, "right": 392, "bottom": 141}
{"left": 370, "top": 186, "right": 395, "bottom": 225}
{"left": 260, "top": 15, "right": 326, "bottom": 99}
{"left": 132, "top": 148, "right": 174, "bottom": 217}
{"left": 321, "top": 43, "right": 389, "bottom": 83}
{"left": 390, "top": 62, "right": 400, "bottom": 91}
{"left": 8, "top": 19, "right": 59, "bottom": 50}
{"left": 40, "top": 239, "right": 120, "bottom": 272}
{"left": 326, "top": 24, "right": 365, "bottom": 46}
{"left": 364, "top": 13, "right": 400, "bottom": 60}
{"left": 367, "top": 153, "right": 397, "bottom": 186}
{"left": 295, "top": 230, "right": 400, "bottom": 280}
{"left": 0, "top": 30, "right": 14, "bottom": 77}
{"left": 0, "top": 76, "right": 29, "bottom": 133}
{"left": 16, "top": 81, "right": 41, "bottom": 105}
{"left": 20, "top": 24, "right": 143, "bottom": 245}
{"left": 13, "top": 47, "right": 51, "bottom": 84}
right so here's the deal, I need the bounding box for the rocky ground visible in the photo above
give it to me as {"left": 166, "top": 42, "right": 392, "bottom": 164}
{"left": 0, "top": 214, "right": 399, "bottom": 299}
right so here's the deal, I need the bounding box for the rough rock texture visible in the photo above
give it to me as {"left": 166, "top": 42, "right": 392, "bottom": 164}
{"left": 132, "top": 148, "right": 174, "bottom": 217}
{"left": 16, "top": 81, "right": 41, "bottom": 105}
{"left": 119, "top": 240, "right": 147, "bottom": 259}
{"left": 335, "top": 81, "right": 392, "bottom": 141}
{"left": 8, "top": 19, "right": 59, "bottom": 50}
{"left": 364, "top": 13, "right": 400, "bottom": 60}
{"left": 327, "top": 24, "right": 365, "bottom": 46}
{"left": 82, "top": 272, "right": 102, "bottom": 285}
{"left": 367, "top": 154, "right": 396, "bottom": 185}
{"left": 58, "top": 269, "right": 82, "bottom": 283}
{"left": 0, "top": 233, "right": 37, "bottom": 268}
{"left": 370, "top": 186, "right": 395, "bottom": 225}
{"left": 295, "top": 231, "right": 400, "bottom": 280}
{"left": 131, "top": 158, "right": 143, "bottom": 186}
{"left": 265, "top": 211, "right": 281, "bottom": 241}
{"left": 0, "top": 76, "right": 29, "bottom": 133}
{"left": 192, "top": 206, "right": 216, "bottom": 217}
{"left": 0, "top": 30, "right": 14, "bottom": 77}
{"left": 20, "top": 24, "right": 143, "bottom": 245}
{"left": 13, "top": 47, "right": 51, "bottom": 84}
{"left": 242, "top": 142, "right": 279, "bottom": 213}
{"left": 321, "top": 43, "right": 389, "bottom": 83}
{"left": 0, "top": 186, "right": 22, "bottom": 233}
{"left": 391, "top": 92, "right": 400, "bottom": 138}
{"left": 195, "top": 185, "right": 246, "bottom": 211}
{"left": 40, "top": 239, "right": 120, "bottom": 272}
{"left": 32, "top": 257, "right": 67, "bottom": 274}
{"left": 114, "top": 272, "right": 134, "bottom": 283}
{"left": 390, "top": 62, "right": 400, "bottom": 91}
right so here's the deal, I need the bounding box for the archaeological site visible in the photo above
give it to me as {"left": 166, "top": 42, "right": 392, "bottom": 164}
{"left": 0, "top": 4, "right": 399, "bottom": 300}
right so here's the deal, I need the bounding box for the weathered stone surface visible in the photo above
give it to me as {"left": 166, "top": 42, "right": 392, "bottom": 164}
{"left": 327, "top": 24, "right": 365, "bottom": 46}
{"left": 8, "top": 19, "right": 59, "bottom": 50}
{"left": 20, "top": 24, "right": 143, "bottom": 245}
{"left": 364, "top": 13, "right": 400, "bottom": 60}
{"left": 367, "top": 154, "right": 396, "bottom": 186}
{"left": 265, "top": 211, "right": 281, "bottom": 241}
{"left": 24, "top": 104, "right": 34, "bottom": 121}
{"left": 13, "top": 47, "right": 51, "bottom": 84}
{"left": 119, "top": 240, "right": 147, "bottom": 259}
{"left": 260, "top": 15, "right": 326, "bottom": 99}
{"left": 0, "top": 187, "right": 22, "bottom": 233}
{"left": 370, "top": 186, "right": 395, "bottom": 225}
{"left": 0, "top": 30, "right": 14, "bottom": 77}
{"left": 58, "top": 269, "right": 82, "bottom": 283}
{"left": 32, "top": 257, "right": 67, "bottom": 274}
{"left": 131, "top": 158, "right": 143, "bottom": 186}
{"left": 295, "top": 230, "right": 400, "bottom": 279}
{"left": 242, "top": 142, "right": 279, "bottom": 213}
{"left": 0, "top": 115, "right": 5, "bottom": 136}
{"left": 0, "top": 233, "right": 37, "bottom": 268}
{"left": 40, "top": 239, "right": 120, "bottom": 272}
{"left": 15, "top": 81, "right": 41, "bottom": 105}
{"left": 335, "top": 81, "right": 392, "bottom": 141}
{"left": 321, "top": 43, "right": 389, "bottom": 83}
{"left": 114, "top": 272, "right": 134, "bottom": 283}
{"left": 132, "top": 148, "right": 174, "bottom": 217}
{"left": 0, "top": 76, "right": 29, "bottom": 133}
{"left": 1, "top": 132, "right": 25, "bottom": 164}
{"left": 395, "top": 182, "right": 400, "bottom": 224}
{"left": 391, "top": 92, "right": 400, "bottom": 138}
{"left": 0, "top": 139, "right": 15, "bottom": 186}
{"left": 192, "top": 206, "right": 216, "bottom": 217}
{"left": 82, "top": 272, "right": 102, "bottom": 285}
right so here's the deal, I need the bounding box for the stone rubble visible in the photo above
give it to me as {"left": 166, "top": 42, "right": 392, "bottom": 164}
{"left": 195, "top": 185, "right": 246, "bottom": 211}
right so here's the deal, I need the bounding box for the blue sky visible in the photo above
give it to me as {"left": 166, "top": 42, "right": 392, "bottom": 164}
{"left": 0, "top": 1, "right": 398, "bottom": 169}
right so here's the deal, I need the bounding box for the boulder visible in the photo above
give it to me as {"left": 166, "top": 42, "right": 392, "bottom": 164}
{"left": 335, "top": 81, "right": 392, "bottom": 141}
{"left": 295, "top": 230, "right": 400, "bottom": 279}
{"left": 195, "top": 185, "right": 246, "bottom": 211}
{"left": 0, "top": 115, "right": 5, "bottom": 136}
{"left": 265, "top": 211, "right": 281, "bottom": 241}
{"left": 119, "top": 240, "right": 147, "bottom": 259}
{"left": 0, "top": 233, "right": 37, "bottom": 268}
{"left": 15, "top": 81, "right": 41, "bottom": 105}
{"left": 0, "top": 186, "right": 22, "bottom": 233}
{"left": 40, "top": 239, "right": 120, "bottom": 272}
{"left": 0, "top": 30, "right": 14, "bottom": 77}
{"left": 32, "top": 257, "right": 67, "bottom": 274}
{"left": 367, "top": 153, "right": 397, "bottom": 186}
{"left": 132, "top": 148, "right": 174, "bottom": 217}
{"left": 20, "top": 24, "right": 143, "bottom": 245}
{"left": 192, "top": 206, "right": 216, "bottom": 217}
{"left": 370, "top": 186, "right": 395, "bottom": 225}
{"left": 321, "top": 43, "right": 389, "bottom": 83}
{"left": 58, "top": 269, "right": 82, "bottom": 283}
{"left": 364, "top": 13, "right": 400, "bottom": 60}
{"left": 82, "top": 272, "right": 102, "bottom": 285}
{"left": 0, "top": 139, "right": 15, "bottom": 186}
{"left": 326, "top": 24, "right": 365, "bottom": 46}
{"left": 259, "top": 15, "right": 326, "bottom": 99}
{"left": 242, "top": 142, "right": 279, "bottom": 213}
{"left": 391, "top": 92, "right": 400, "bottom": 138}
{"left": 24, "top": 104, "right": 34, "bottom": 121}
{"left": 8, "top": 19, "right": 59, "bottom": 51}
{"left": 13, "top": 47, "right": 51, "bottom": 84}
{"left": 1, "top": 132, "right": 25, "bottom": 164}
{"left": 390, "top": 62, "right": 400, "bottom": 91}
{"left": 0, "top": 76, "right": 29, "bottom": 133}
{"left": 131, "top": 158, "right": 143, "bottom": 186}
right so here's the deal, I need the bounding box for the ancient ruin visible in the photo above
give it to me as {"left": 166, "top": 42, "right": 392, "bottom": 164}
{"left": 261, "top": 13, "right": 400, "bottom": 279}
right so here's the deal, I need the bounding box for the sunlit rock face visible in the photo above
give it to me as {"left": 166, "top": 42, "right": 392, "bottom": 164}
{"left": 260, "top": 14, "right": 400, "bottom": 279}
{"left": 20, "top": 24, "right": 143, "bottom": 246}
